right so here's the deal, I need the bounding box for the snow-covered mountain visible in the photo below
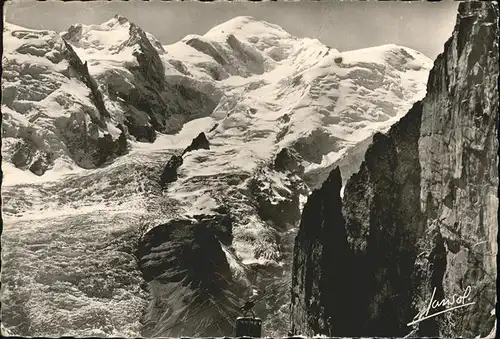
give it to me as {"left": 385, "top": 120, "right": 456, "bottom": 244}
{"left": 2, "top": 15, "right": 431, "bottom": 180}
{"left": 1, "top": 15, "right": 432, "bottom": 337}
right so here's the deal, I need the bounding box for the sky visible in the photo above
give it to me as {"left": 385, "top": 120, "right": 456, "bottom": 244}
{"left": 4, "top": 0, "right": 459, "bottom": 60}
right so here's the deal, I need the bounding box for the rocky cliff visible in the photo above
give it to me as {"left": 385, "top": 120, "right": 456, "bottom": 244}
{"left": 415, "top": 1, "right": 498, "bottom": 337}
{"left": 290, "top": 167, "right": 353, "bottom": 336}
{"left": 291, "top": 100, "right": 424, "bottom": 337}
{"left": 290, "top": 2, "right": 498, "bottom": 337}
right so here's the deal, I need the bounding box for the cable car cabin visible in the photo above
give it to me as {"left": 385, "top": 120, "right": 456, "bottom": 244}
{"left": 235, "top": 316, "right": 262, "bottom": 337}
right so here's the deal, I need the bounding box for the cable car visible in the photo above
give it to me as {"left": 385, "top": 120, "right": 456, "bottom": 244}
{"left": 235, "top": 316, "right": 262, "bottom": 338}
{"left": 235, "top": 296, "right": 262, "bottom": 337}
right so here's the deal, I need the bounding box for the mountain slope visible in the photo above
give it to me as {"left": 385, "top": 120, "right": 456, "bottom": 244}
{"left": 2, "top": 16, "right": 432, "bottom": 337}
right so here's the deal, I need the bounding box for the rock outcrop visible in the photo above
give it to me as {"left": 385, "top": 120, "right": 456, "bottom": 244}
{"left": 136, "top": 214, "right": 233, "bottom": 288}
{"left": 160, "top": 132, "right": 211, "bottom": 187}
{"left": 62, "top": 39, "right": 110, "bottom": 124}
{"left": 290, "top": 167, "right": 352, "bottom": 336}
{"left": 290, "top": 2, "right": 498, "bottom": 338}
{"left": 343, "top": 101, "right": 424, "bottom": 336}
{"left": 182, "top": 132, "right": 210, "bottom": 156}
{"left": 160, "top": 155, "right": 184, "bottom": 187}
{"left": 57, "top": 114, "right": 129, "bottom": 169}
{"left": 117, "top": 22, "right": 219, "bottom": 136}
{"left": 251, "top": 148, "right": 308, "bottom": 231}
{"left": 273, "top": 148, "right": 304, "bottom": 175}
{"left": 291, "top": 101, "right": 423, "bottom": 337}
{"left": 135, "top": 212, "right": 241, "bottom": 338}
{"left": 10, "top": 137, "right": 55, "bottom": 176}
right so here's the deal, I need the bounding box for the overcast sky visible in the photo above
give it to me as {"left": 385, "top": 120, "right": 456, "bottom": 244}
{"left": 4, "top": 0, "right": 459, "bottom": 60}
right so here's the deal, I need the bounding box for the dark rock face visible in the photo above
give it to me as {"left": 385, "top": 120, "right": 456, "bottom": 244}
{"left": 136, "top": 214, "right": 233, "bottom": 288}
{"left": 62, "top": 39, "right": 110, "bottom": 123}
{"left": 160, "top": 155, "right": 183, "bottom": 186}
{"left": 160, "top": 132, "right": 211, "bottom": 187}
{"left": 291, "top": 101, "right": 423, "bottom": 337}
{"left": 290, "top": 2, "right": 498, "bottom": 338}
{"left": 290, "top": 167, "right": 353, "bottom": 336}
{"left": 28, "top": 154, "right": 52, "bottom": 176}
{"left": 118, "top": 24, "right": 219, "bottom": 135}
{"left": 414, "top": 2, "right": 498, "bottom": 337}
{"left": 342, "top": 101, "right": 424, "bottom": 336}
{"left": 93, "top": 125, "right": 129, "bottom": 166}
{"left": 273, "top": 148, "right": 304, "bottom": 175}
{"left": 250, "top": 172, "right": 305, "bottom": 232}
{"left": 250, "top": 150, "right": 308, "bottom": 231}
{"left": 124, "top": 109, "right": 157, "bottom": 143}
{"left": 292, "top": 129, "right": 342, "bottom": 164}
{"left": 11, "top": 139, "right": 54, "bottom": 176}
{"left": 135, "top": 213, "right": 238, "bottom": 337}
{"left": 195, "top": 208, "right": 234, "bottom": 245}
{"left": 182, "top": 132, "right": 210, "bottom": 156}
{"left": 57, "top": 114, "right": 128, "bottom": 169}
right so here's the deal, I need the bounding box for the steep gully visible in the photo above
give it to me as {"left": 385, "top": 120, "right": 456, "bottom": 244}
{"left": 290, "top": 2, "right": 498, "bottom": 338}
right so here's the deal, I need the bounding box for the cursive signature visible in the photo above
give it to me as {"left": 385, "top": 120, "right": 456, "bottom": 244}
{"left": 407, "top": 286, "right": 475, "bottom": 326}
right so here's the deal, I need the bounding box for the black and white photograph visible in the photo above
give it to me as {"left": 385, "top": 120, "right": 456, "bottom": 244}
{"left": 1, "top": 0, "right": 498, "bottom": 338}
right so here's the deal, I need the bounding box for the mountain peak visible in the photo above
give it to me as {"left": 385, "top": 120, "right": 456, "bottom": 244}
{"left": 205, "top": 15, "right": 292, "bottom": 40}
{"left": 60, "top": 14, "right": 165, "bottom": 61}
{"left": 96, "top": 14, "right": 131, "bottom": 29}
{"left": 113, "top": 14, "right": 130, "bottom": 25}
{"left": 61, "top": 15, "right": 132, "bottom": 47}
{"left": 341, "top": 44, "right": 432, "bottom": 72}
